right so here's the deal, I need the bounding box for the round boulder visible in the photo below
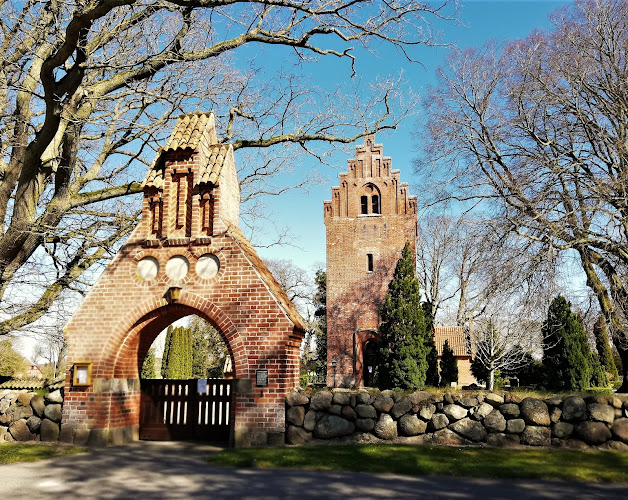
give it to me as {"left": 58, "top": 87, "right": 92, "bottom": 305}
{"left": 356, "top": 418, "right": 375, "bottom": 432}
{"left": 499, "top": 403, "right": 520, "bottom": 419}
{"left": 355, "top": 404, "right": 377, "bottom": 419}
{"left": 562, "top": 396, "right": 586, "bottom": 422}
{"left": 443, "top": 404, "right": 467, "bottom": 422}
{"left": 587, "top": 403, "right": 615, "bottom": 425}
{"left": 484, "top": 411, "right": 507, "bottom": 433}
{"left": 450, "top": 417, "right": 487, "bottom": 442}
{"left": 313, "top": 414, "right": 355, "bottom": 439}
{"left": 9, "top": 420, "right": 36, "bottom": 441}
{"left": 44, "top": 390, "right": 63, "bottom": 405}
{"left": 552, "top": 422, "right": 574, "bottom": 439}
{"left": 374, "top": 414, "right": 398, "bottom": 440}
{"left": 430, "top": 413, "right": 449, "bottom": 431}
{"left": 484, "top": 393, "right": 505, "bottom": 407}
{"left": 286, "top": 406, "right": 305, "bottom": 426}
{"left": 30, "top": 395, "right": 45, "bottom": 418}
{"left": 575, "top": 421, "right": 612, "bottom": 446}
{"left": 473, "top": 402, "right": 494, "bottom": 420}
{"left": 40, "top": 418, "right": 60, "bottom": 442}
{"left": 391, "top": 398, "right": 413, "bottom": 419}
{"left": 332, "top": 392, "right": 351, "bottom": 406}
{"left": 309, "top": 391, "right": 333, "bottom": 411}
{"left": 26, "top": 416, "right": 41, "bottom": 433}
{"left": 520, "top": 398, "right": 550, "bottom": 426}
{"left": 611, "top": 418, "right": 628, "bottom": 443}
{"left": 521, "top": 426, "right": 551, "bottom": 446}
{"left": 373, "top": 395, "right": 394, "bottom": 413}
{"left": 286, "top": 391, "right": 309, "bottom": 407}
{"left": 286, "top": 425, "right": 312, "bottom": 445}
{"left": 398, "top": 414, "right": 427, "bottom": 436}
{"left": 418, "top": 403, "right": 436, "bottom": 421}
{"left": 303, "top": 410, "right": 317, "bottom": 432}
{"left": 43, "top": 404, "right": 62, "bottom": 423}
{"left": 506, "top": 419, "right": 526, "bottom": 434}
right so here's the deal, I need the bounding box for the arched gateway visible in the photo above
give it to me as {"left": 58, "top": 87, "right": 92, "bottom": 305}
{"left": 62, "top": 113, "right": 305, "bottom": 447}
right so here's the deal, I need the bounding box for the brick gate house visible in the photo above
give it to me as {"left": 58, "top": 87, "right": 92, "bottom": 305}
{"left": 62, "top": 113, "right": 305, "bottom": 447}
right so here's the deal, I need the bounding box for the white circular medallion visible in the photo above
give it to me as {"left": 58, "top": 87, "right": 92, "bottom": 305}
{"left": 165, "top": 255, "right": 189, "bottom": 280}
{"left": 196, "top": 253, "right": 220, "bottom": 279}
{"left": 136, "top": 257, "right": 159, "bottom": 281}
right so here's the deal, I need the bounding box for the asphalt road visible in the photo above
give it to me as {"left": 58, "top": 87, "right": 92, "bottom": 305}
{"left": 1, "top": 441, "right": 627, "bottom": 499}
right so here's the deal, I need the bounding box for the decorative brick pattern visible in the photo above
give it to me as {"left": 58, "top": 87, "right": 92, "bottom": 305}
{"left": 63, "top": 113, "right": 304, "bottom": 447}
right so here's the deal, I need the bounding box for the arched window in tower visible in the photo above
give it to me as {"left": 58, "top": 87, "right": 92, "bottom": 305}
{"left": 359, "top": 183, "right": 381, "bottom": 215}
{"left": 371, "top": 195, "right": 380, "bottom": 214}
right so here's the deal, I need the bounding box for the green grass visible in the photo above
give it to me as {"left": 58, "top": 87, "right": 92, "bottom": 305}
{"left": 209, "top": 444, "right": 628, "bottom": 483}
{"left": 0, "top": 443, "right": 86, "bottom": 464}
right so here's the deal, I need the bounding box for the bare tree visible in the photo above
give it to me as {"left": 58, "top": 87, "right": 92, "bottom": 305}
{"left": 417, "top": 0, "right": 628, "bottom": 390}
{"left": 264, "top": 258, "right": 314, "bottom": 317}
{"left": 471, "top": 317, "right": 537, "bottom": 391}
{"left": 0, "top": 1, "right": 457, "bottom": 338}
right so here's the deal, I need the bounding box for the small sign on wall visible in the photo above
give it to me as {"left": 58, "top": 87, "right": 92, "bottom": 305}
{"left": 72, "top": 362, "right": 92, "bottom": 387}
{"left": 256, "top": 370, "right": 268, "bottom": 387}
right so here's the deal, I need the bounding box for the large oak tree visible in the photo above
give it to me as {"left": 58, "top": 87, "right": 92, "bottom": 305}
{"left": 0, "top": 1, "right": 455, "bottom": 338}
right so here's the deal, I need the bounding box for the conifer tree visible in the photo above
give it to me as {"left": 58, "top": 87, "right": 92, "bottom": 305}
{"left": 542, "top": 296, "right": 591, "bottom": 391}
{"left": 439, "top": 339, "right": 458, "bottom": 387}
{"left": 313, "top": 269, "right": 327, "bottom": 378}
{"left": 161, "top": 326, "right": 174, "bottom": 379}
{"left": 162, "top": 326, "right": 193, "bottom": 379}
{"left": 376, "top": 242, "right": 428, "bottom": 390}
{"left": 422, "top": 301, "right": 440, "bottom": 387}
{"left": 141, "top": 347, "right": 156, "bottom": 379}
{"left": 593, "top": 316, "right": 619, "bottom": 381}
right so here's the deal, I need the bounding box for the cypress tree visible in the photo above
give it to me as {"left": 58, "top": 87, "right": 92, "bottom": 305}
{"left": 422, "top": 301, "right": 440, "bottom": 387}
{"left": 542, "top": 296, "right": 591, "bottom": 391}
{"left": 191, "top": 323, "right": 210, "bottom": 379}
{"left": 439, "top": 339, "right": 459, "bottom": 387}
{"left": 161, "top": 325, "right": 174, "bottom": 379}
{"left": 593, "top": 316, "right": 619, "bottom": 381}
{"left": 313, "top": 269, "right": 327, "bottom": 378}
{"left": 376, "top": 242, "right": 428, "bottom": 390}
{"left": 163, "top": 326, "right": 193, "bottom": 379}
{"left": 141, "top": 347, "right": 156, "bottom": 379}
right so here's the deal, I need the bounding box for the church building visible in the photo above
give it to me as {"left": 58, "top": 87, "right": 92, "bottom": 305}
{"left": 324, "top": 136, "right": 418, "bottom": 387}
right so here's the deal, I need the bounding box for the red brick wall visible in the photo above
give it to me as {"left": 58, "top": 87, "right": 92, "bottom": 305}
{"left": 324, "top": 136, "right": 417, "bottom": 387}
{"left": 63, "top": 141, "right": 302, "bottom": 446}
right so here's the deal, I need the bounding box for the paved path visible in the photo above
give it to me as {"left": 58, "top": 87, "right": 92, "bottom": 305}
{"left": 1, "top": 441, "right": 627, "bottom": 499}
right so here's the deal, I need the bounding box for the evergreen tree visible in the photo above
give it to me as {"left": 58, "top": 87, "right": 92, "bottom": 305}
{"left": 593, "top": 316, "right": 619, "bottom": 381}
{"left": 439, "top": 339, "right": 458, "bottom": 387}
{"left": 422, "top": 301, "right": 439, "bottom": 386}
{"left": 162, "top": 326, "right": 193, "bottom": 379}
{"left": 313, "top": 269, "right": 327, "bottom": 378}
{"left": 161, "top": 325, "right": 174, "bottom": 379}
{"left": 141, "top": 347, "right": 156, "bottom": 379}
{"left": 376, "top": 242, "right": 429, "bottom": 390}
{"left": 542, "top": 296, "right": 591, "bottom": 391}
{"left": 190, "top": 320, "right": 210, "bottom": 379}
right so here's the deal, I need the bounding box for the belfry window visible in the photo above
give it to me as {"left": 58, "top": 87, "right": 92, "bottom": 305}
{"left": 371, "top": 195, "right": 380, "bottom": 214}
{"left": 367, "top": 253, "right": 374, "bottom": 272}
{"left": 361, "top": 196, "right": 368, "bottom": 215}
{"left": 359, "top": 183, "right": 381, "bottom": 216}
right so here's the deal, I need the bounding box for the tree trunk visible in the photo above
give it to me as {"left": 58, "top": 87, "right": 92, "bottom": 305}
{"left": 616, "top": 346, "right": 628, "bottom": 393}
{"left": 488, "top": 369, "right": 495, "bottom": 392}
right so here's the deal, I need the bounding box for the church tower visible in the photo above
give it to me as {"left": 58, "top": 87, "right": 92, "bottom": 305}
{"left": 324, "top": 135, "right": 417, "bottom": 387}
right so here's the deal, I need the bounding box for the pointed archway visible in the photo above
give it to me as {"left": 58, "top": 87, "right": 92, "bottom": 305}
{"left": 62, "top": 113, "right": 305, "bottom": 447}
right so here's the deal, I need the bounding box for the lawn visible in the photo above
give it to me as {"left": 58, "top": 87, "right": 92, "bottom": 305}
{"left": 209, "top": 444, "right": 628, "bottom": 483}
{"left": 0, "top": 442, "right": 86, "bottom": 464}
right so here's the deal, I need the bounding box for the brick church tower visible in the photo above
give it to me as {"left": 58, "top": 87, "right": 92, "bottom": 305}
{"left": 324, "top": 135, "right": 417, "bottom": 387}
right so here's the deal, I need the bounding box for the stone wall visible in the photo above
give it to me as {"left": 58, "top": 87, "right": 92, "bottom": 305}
{"left": 0, "top": 389, "right": 68, "bottom": 443}
{"left": 286, "top": 389, "right": 628, "bottom": 450}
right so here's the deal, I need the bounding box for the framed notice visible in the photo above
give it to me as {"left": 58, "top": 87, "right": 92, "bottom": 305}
{"left": 73, "top": 362, "right": 92, "bottom": 387}
{"left": 256, "top": 370, "right": 269, "bottom": 387}
{"left": 197, "top": 379, "right": 208, "bottom": 394}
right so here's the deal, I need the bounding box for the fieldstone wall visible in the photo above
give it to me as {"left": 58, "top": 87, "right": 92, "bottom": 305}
{"left": 0, "top": 389, "right": 65, "bottom": 443}
{"left": 286, "top": 389, "right": 628, "bottom": 451}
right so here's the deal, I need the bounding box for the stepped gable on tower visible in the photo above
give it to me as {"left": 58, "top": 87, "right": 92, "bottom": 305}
{"left": 324, "top": 135, "right": 417, "bottom": 388}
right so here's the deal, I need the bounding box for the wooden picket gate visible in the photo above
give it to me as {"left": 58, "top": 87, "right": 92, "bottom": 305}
{"left": 139, "top": 379, "right": 233, "bottom": 442}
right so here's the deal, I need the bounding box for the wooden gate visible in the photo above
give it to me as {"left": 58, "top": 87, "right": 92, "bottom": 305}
{"left": 139, "top": 379, "right": 233, "bottom": 442}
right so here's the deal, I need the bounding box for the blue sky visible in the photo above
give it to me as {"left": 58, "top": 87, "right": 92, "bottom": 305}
{"left": 252, "top": 0, "right": 570, "bottom": 274}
